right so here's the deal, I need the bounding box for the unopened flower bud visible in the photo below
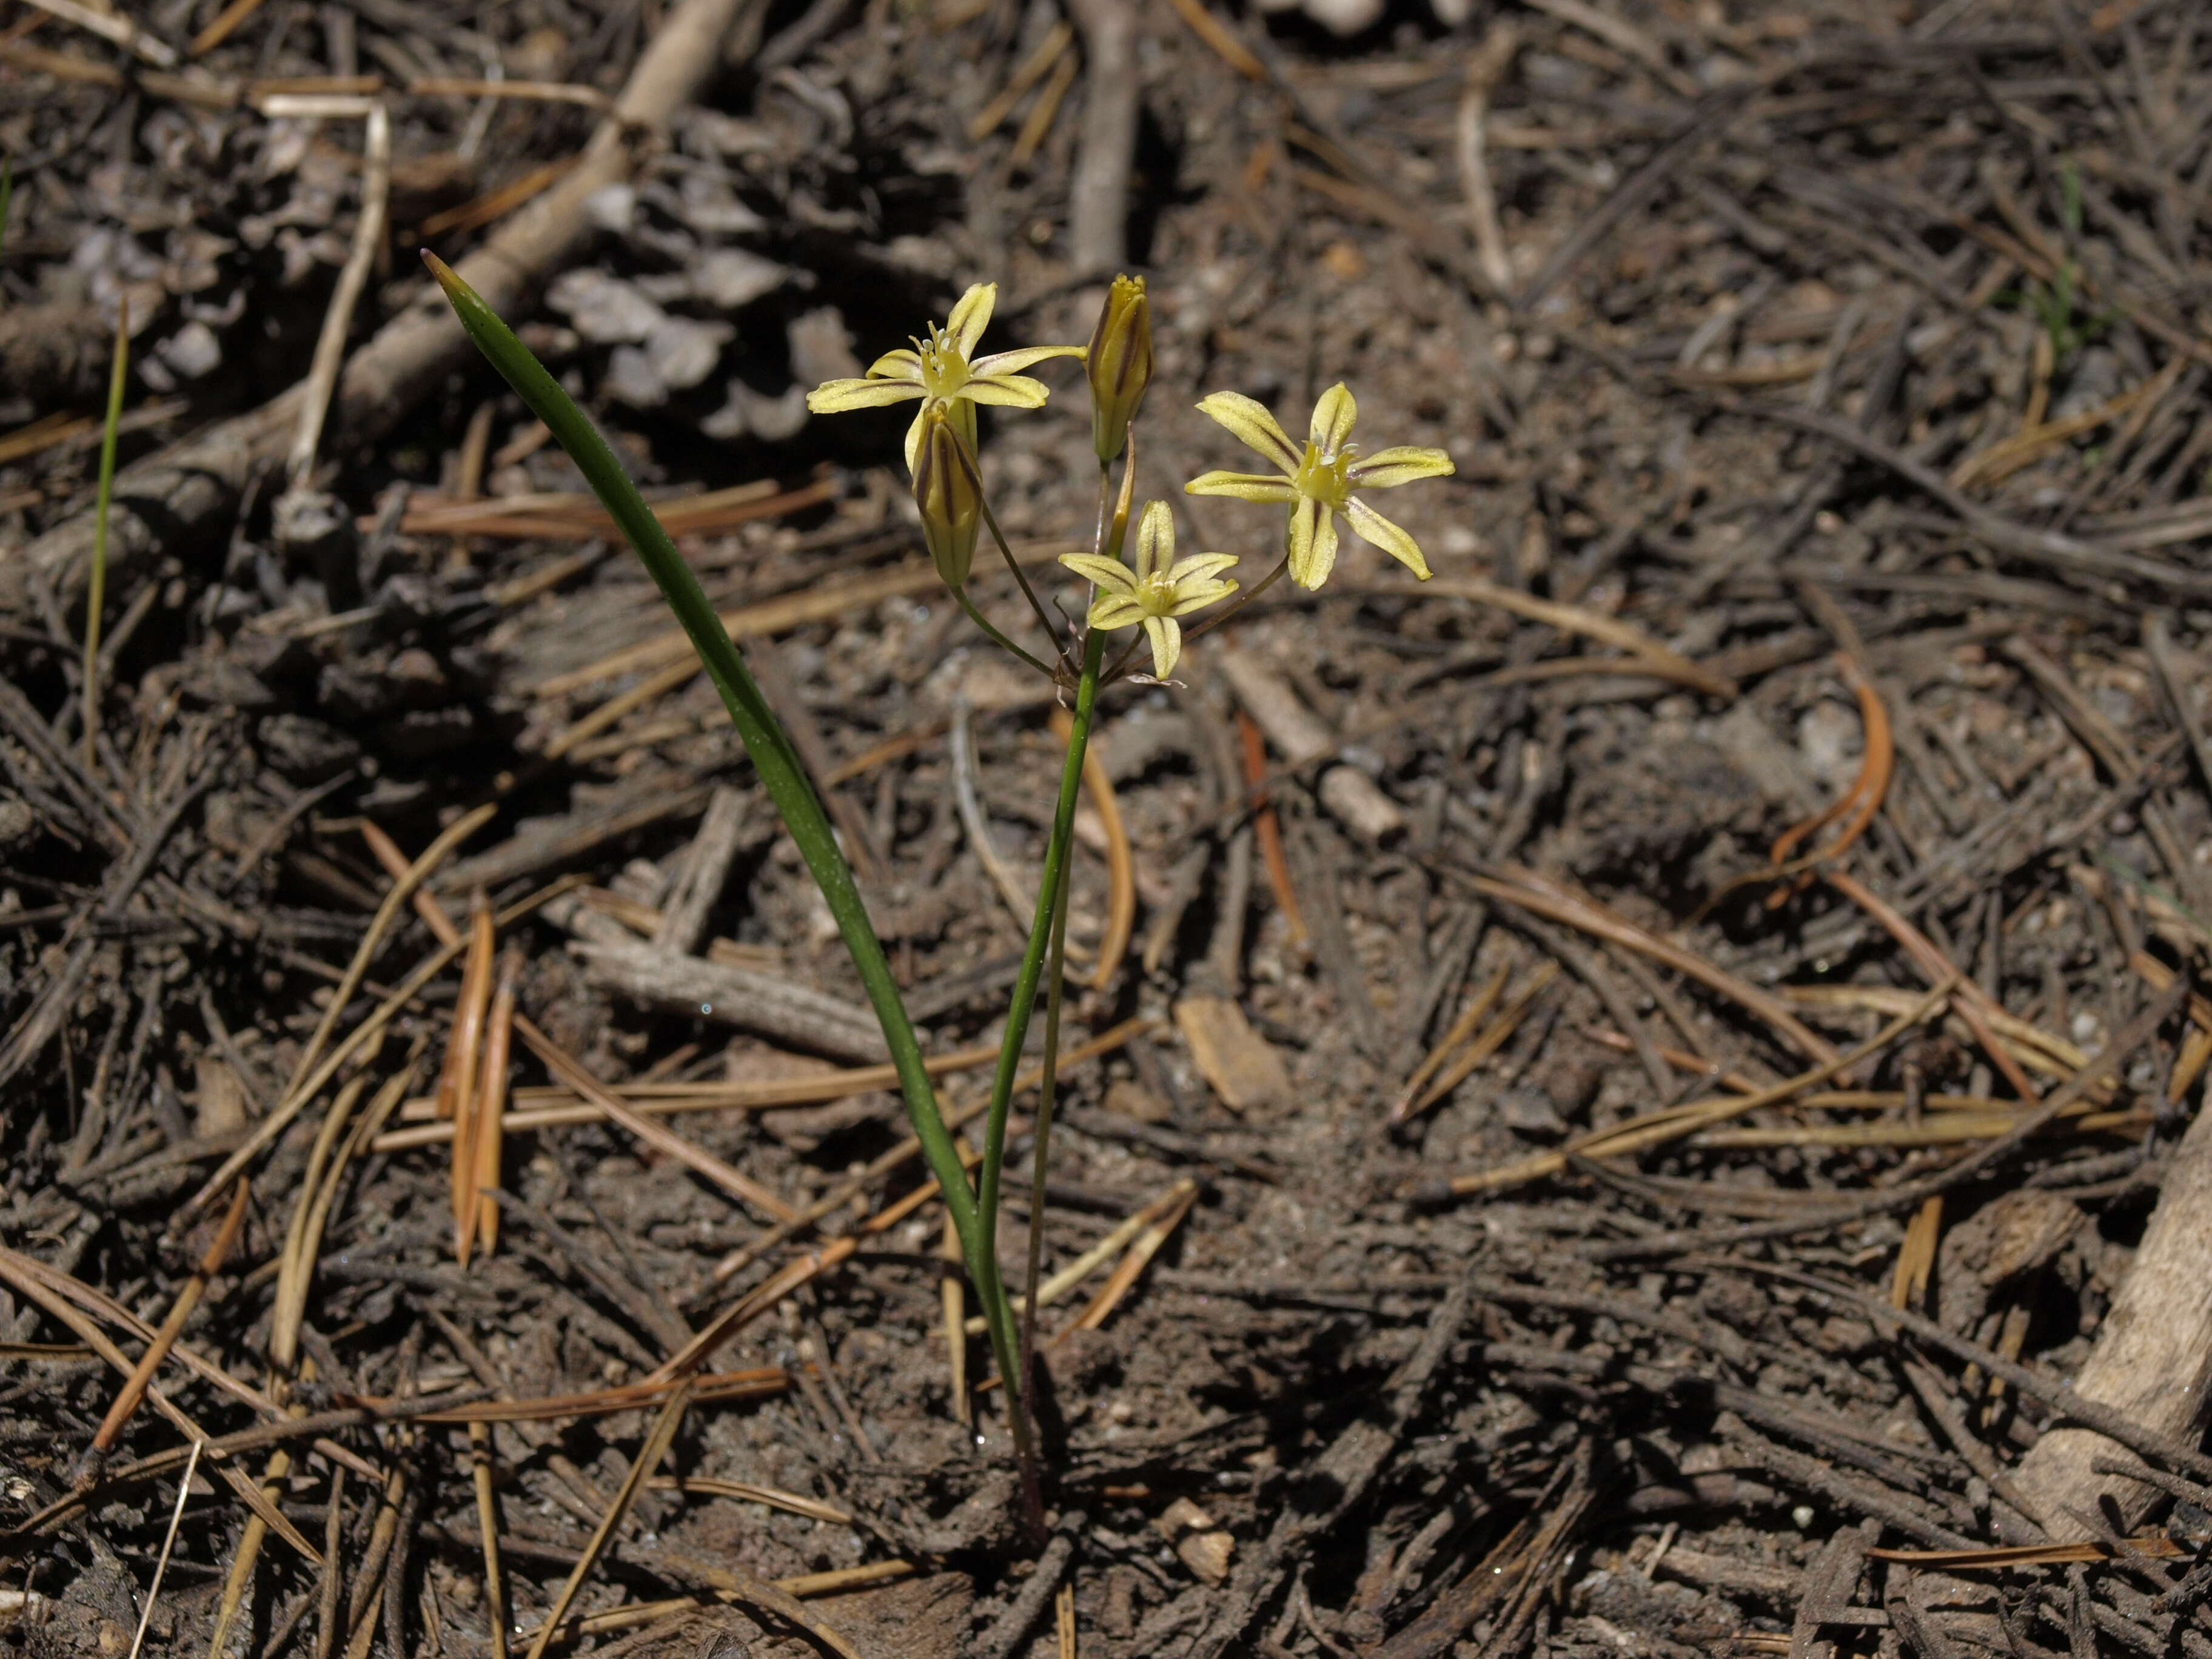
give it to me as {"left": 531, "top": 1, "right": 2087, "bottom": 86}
{"left": 1085, "top": 273, "right": 1153, "bottom": 463}
{"left": 913, "top": 404, "right": 984, "bottom": 588}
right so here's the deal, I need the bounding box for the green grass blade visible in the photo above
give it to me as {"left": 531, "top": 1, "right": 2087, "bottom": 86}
{"left": 82, "top": 303, "right": 129, "bottom": 768}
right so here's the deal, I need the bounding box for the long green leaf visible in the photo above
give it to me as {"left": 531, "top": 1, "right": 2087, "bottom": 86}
{"left": 420, "top": 253, "right": 1019, "bottom": 1399}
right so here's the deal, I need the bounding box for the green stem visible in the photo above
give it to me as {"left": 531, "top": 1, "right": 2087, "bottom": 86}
{"left": 976, "top": 489, "right": 1071, "bottom": 674}
{"left": 976, "top": 621, "right": 1102, "bottom": 1483}
{"left": 1021, "top": 845, "right": 1074, "bottom": 1375}
{"left": 976, "top": 449, "right": 1120, "bottom": 1476}
{"left": 423, "top": 253, "right": 994, "bottom": 1372}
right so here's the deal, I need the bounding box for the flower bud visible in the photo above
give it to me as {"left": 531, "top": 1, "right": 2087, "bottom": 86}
{"left": 913, "top": 404, "right": 984, "bottom": 588}
{"left": 1085, "top": 274, "right": 1152, "bottom": 463}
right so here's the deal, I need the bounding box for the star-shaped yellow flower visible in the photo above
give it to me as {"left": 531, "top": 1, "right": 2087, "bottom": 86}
{"left": 1061, "top": 501, "right": 1238, "bottom": 681}
{"left": 1185, "top": 383, "right": 1454, "bottom": 589}
{"left": 805, "top": 281, "right": 1081, "bottom": 472}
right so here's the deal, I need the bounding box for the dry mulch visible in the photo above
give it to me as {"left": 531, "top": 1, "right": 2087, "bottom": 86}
{"left": 5, "top": 1, "right": 2212, "bottom": 1655}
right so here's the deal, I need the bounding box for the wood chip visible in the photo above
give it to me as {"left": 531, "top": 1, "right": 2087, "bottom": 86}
{"left": 1175, "top": 994, "right": 1290, "bottom": 1116}
{"left": 1155, "top": 1498, "right": 1235, "bottom": 1585}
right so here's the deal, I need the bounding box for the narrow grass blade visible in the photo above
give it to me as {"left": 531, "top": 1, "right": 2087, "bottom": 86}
{"left": 82, "top": 302, "right": 129, "bottom": 768}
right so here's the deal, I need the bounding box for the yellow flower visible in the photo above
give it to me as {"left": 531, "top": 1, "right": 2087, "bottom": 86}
{"left": 805, "top": 281, "right": 1081, "bottom": 472}
{"left": 1185, "top": 383, "right": 1454, "bottom": 589}
{"left": 1061, "top": 501, "right": 1238, "bottom": 681}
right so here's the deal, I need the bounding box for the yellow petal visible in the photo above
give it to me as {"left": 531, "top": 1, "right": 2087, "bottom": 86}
{"left": 1166, "top": 575, "right": 1237, "bottom": 617}
{"left": 961, "top": 373, "right": 1052, "bottom": 409}
{"left": 903, "top": 404, "right": 928, "bottom": 474}
{"left": 1347, "top": 446, "right": 1455, "bottom": 489}
{"left": 1061, "top": 552, "right": 1140, "bottom": 597}
{"left": 1088, "top": 592, "right": 1147, "bottom": 630}
{"left": 974, "top": 344, "right": 1085, "bottom": 375}
{"left": 1194, "top": 392, "right": 1300, "bottom": 473}
{"left": 1184, "top": 471, "right": 1298, "bottom": 504}
{"left": 1309, "top": 383, "right": 1356, "bottom": 453}
{"left": 1346, "top": 497, "right": 1430, "bottom": 580}
{"left": 1167, "top": 552, "right": 1238, "bottom": 588}
{"left": 1142, "top": 615, "right": 1182, "bottom": 680}
{"left": 1133, "top": 500, "right": 1174, "bottom": 580}
{"left": 809, "top": 378, "right": 925, "bottom": 414}
{"left": 866, "top": 348, "right": 923, "bottom": 380}
{"left": 1286, "top": 497, "right": 1338, "bottom": 589}
{"left": 947, "top": 282, "right": 997, "bottom": 358}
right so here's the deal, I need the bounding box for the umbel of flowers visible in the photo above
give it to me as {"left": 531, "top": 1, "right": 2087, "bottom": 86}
{"left": 806, "top": 274, "right": 1455, "bottom": 680}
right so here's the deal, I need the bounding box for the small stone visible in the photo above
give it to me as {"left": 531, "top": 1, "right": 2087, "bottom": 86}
{"left": 582, "top": 183, "right": 635, "bottom": 235}
{"left": 1499, "top": 1085, "right": 1566, "bottom": 1140}
{"left": 605, "top": 343, "right": 668, "bottom": 407}
{"left": 546, "top": 267, "right": 664, "bottom": 343}
{"left": 691, "top": 247, "right": 788, "bottom": 310}
{"left": 1105, "top": 1077, "right": 1171, "bottom": 1124}
{"left": 643, "top": 314, "right": 733, "bottom": 390}
{"left": 787, "top": 306, "right": 863, "bottom": 384}
{"left": 157, "top": 319, "right": 221, "bottom": 378}
{"left": 1154, "top": 1498, "right": 1234, "bottom": 1585}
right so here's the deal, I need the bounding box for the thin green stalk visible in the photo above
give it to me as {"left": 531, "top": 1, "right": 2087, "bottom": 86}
{"left": 81, "top": 302, "right": 129, "bottom": 769}
{"left": 1019, "top": 462, "right": 1127, "bottom": 1397}
{"left": 421, "top": 253, "right": 1005, "bottom": 1381}
{"left": 1181, "top": 548, "right": 1290, "bottom": 645}
{"left": 975, "top": 461, "right": 1125, "bottom": 1490}
{"left": 976, "top": 489, "right": 1072, "bottom": 674}
{"left": 977, "top": 621, "right": 1102, "bottom": 1489}
{"left": 1020, "top": 844, "right": 1073, "bottom": 1373}
{"left": 953, "top": 585, "right": 1057, "bottom": 680}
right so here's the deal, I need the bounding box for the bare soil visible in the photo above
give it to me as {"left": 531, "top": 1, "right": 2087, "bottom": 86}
{"left": 5, "top": 1, "right": 2212, "bottom": 1655}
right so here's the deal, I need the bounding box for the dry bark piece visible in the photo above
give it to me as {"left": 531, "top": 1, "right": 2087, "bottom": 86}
{"left": 0, "top": 299, "right": 119, "bottom": 406}
{"left": 192, "top": 1054, "right": 250, "bottom": 1139}
{"left": 1174, "top": 993, "right": 1291, "bottom": 1116}
{"left": 575, "top": 935, "right": 886, "bottom": 1064}
{"left": 652, "top": 785, "right": 751, "bottom": 956}
{"left": 2013, "top": 1094, "right": 2212, "bottom": 1539}
{"left": 1934, "top": 1188, "right": 2082, "bottom": 1336}
{"left": 1104, "top": 1076, "right": 1171, "bottom": 1124}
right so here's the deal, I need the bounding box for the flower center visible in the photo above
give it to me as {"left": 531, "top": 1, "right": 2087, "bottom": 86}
{"left": 1292, "top": 441, "right": 1355, "bottom": 509}
{"left": 917, "top": 324, "right": 971, "bottom": 399}
{"left": 1136, "top": 569, "right": 1179, "bottom": 616}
